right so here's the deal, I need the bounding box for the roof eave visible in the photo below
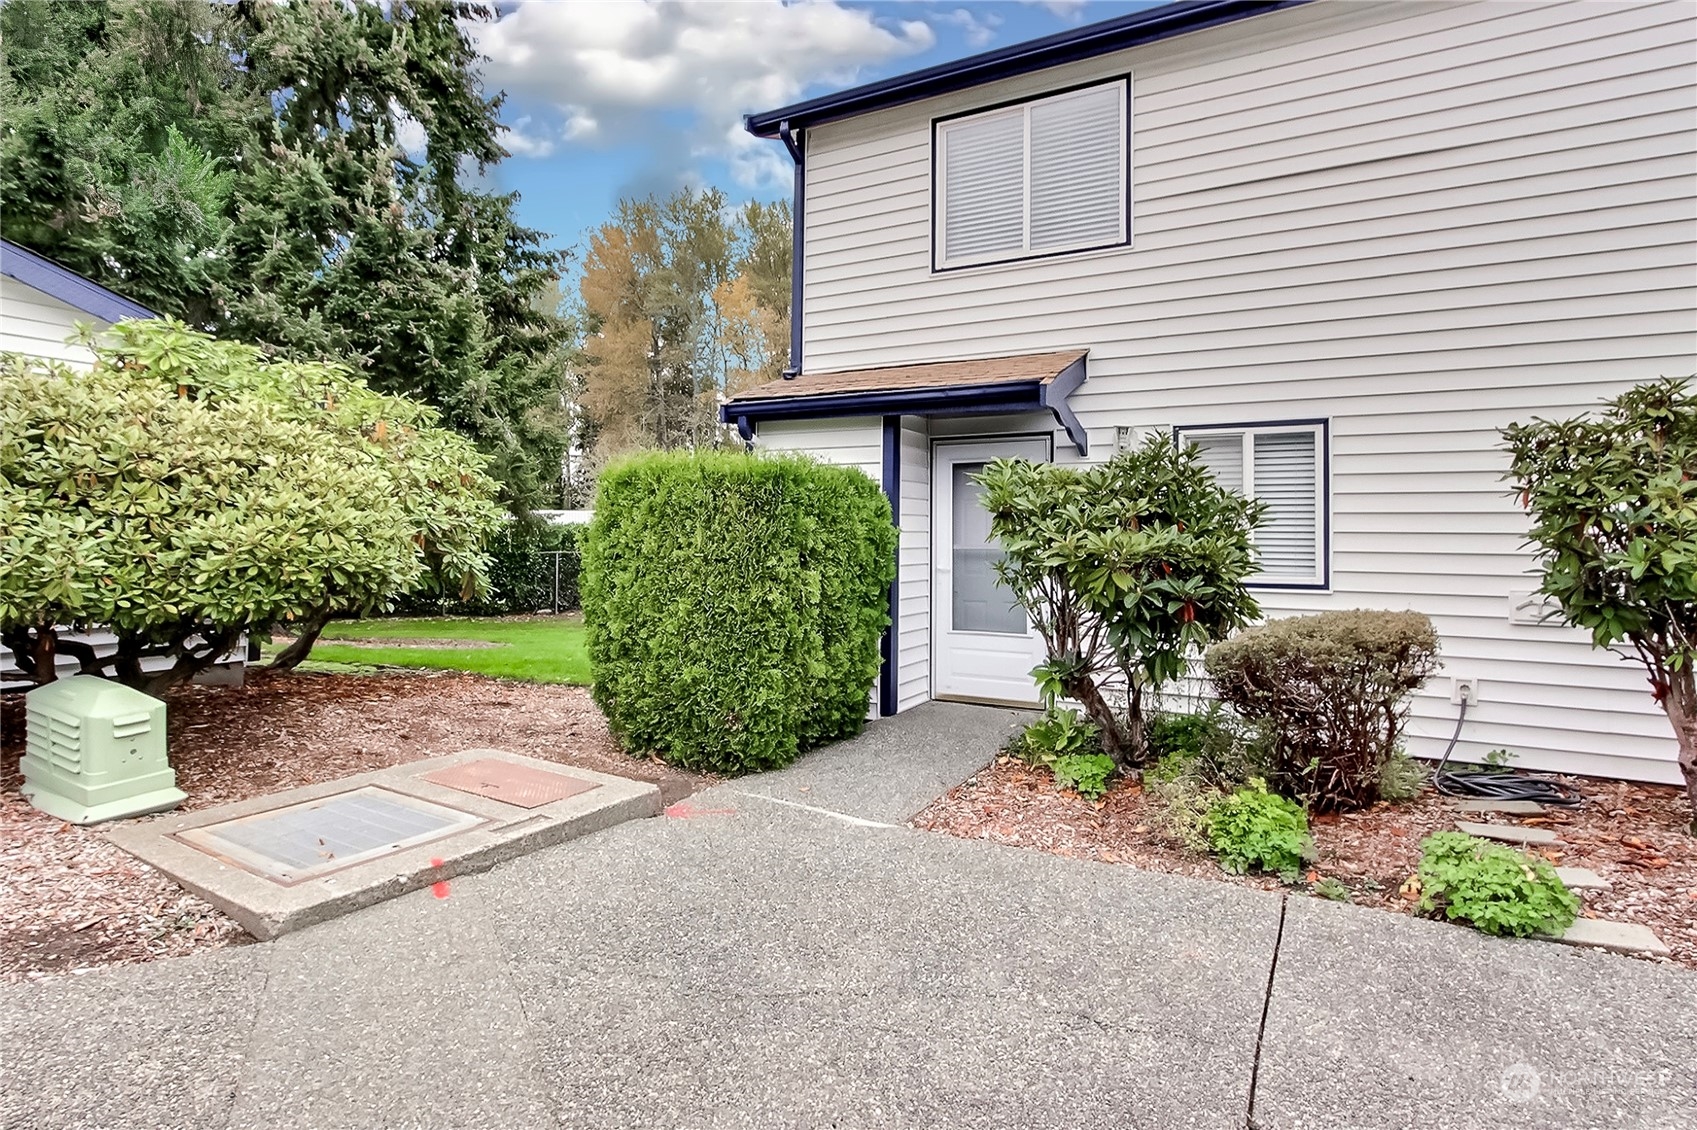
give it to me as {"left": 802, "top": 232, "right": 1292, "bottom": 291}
{"left": 0, "top": 240, "right": 156, "bottom": 323}
{"left": 721, "top": 354, "right": 1090, "bottom": 455}
{"left": 743, "top": 0, "right": 1307, "bottom": 138}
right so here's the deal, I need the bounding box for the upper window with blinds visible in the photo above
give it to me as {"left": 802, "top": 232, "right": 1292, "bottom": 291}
{"left": 1178, "top": 422, "right": 1329, "bottom": 588}
{"left": 934, "top": 79, "right": 1129, "bottom": 270}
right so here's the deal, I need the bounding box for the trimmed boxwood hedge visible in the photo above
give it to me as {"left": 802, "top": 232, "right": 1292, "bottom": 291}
{"left": 582, "top": 449, "right": 897, "bottom": 775}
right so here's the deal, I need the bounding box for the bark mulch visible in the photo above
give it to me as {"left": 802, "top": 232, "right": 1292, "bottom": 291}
{"left": 913, "top": 758, "right": 1697, "bottom": 970}
{"left": 0, "top": 669, "right": 710, "bottom": 982}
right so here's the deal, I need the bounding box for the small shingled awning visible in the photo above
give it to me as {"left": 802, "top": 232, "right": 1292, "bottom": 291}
{"left": 720, "top": 349, "right": 1089, "bottom": 455}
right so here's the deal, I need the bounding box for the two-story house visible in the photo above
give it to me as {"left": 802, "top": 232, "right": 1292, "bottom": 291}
{"left": 721, "top": 0, "right": 1697, "bottom": 785}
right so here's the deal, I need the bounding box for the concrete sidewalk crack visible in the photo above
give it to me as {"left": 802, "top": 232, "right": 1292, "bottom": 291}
{"left": 1244, "top": 893, "right": 1288, "bottom": 1130}
{"left": 218, "top": 962, "right": 271, "bottom": 1130}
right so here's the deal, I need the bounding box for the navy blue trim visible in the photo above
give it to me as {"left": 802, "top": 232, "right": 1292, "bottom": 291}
{"left": 931, "top": 77, "right": 1132, "bottom": 273}
{"left": 778, "top": 122, "right": 805, "bottom": 379}
{"left": 0, "top": 240, "right": 155, "bottom": 323}
{"left": 721, "top": 357, "right": 1089, "bottom": 456}
{"left": 879, "top": 415, "right": 901, "bottom": 717}
{"left": 744, "top": 2, "right": 1306, "bottom": 137}
{"left": 1173, "top": 417, "right": 1331, "bottom": 591}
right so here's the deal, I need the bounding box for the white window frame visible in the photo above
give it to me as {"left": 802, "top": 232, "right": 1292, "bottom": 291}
{"left": 933, "top": 77, "right": 1130, "bottom": 271}
{"left": 1175, "top": 421, "right": 1329, "bottom": 590}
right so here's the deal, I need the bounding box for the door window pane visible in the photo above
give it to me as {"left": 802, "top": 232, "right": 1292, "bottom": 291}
{"left": 952, "top": 463, "right": 1027, "bottom": 634}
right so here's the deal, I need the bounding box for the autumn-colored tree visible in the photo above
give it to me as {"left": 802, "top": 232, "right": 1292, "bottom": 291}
{"left": 575, "top": 189, "right": 790, "bottom": 463}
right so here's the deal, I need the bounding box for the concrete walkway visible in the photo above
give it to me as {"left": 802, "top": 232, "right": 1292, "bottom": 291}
{"left": 4, "top": 702, "right": 1694, "bottom": 1129}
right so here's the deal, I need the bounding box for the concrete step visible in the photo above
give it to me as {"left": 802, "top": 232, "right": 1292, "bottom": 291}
{"left": 1455, "top": 820, "right": 1561, "bottom": 847}
{"left": 1450, "top": 798, "right": 1546, "bottom": 816}
{"left": 1540, "top": 917, "right": 1671, "bottom": 957}
{"left": 1553, "top": 866, "right": 1611, "bottom": 891}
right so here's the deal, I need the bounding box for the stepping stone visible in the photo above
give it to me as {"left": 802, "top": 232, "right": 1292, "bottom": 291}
{"left": 1450, "top": 799, "right": 1546, "bottom": 815}
{"left": 1456, "top": 820, "right": 1560, "bottom": 846}
{"left": 1540, "top": 918, "right": 1671, "bottom": 956}
{"left": 1554, "top": 866, "right": 1611, "bottom": 890}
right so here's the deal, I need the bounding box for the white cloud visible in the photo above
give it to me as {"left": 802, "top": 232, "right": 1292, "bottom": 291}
{"left": 474, "top": 0, "right": 935, "bottom": 179}
{"left": 935, "top": 7, "right": 1001, "bottom": 48}
{"left": 392, "top": 106, "right": 429, "bottom": 158}
{"left": 1021, "top": 0, "right": 1091, "bottom": 18}
{"left": 501, "top": 115, "right": 558, "bottom": 158}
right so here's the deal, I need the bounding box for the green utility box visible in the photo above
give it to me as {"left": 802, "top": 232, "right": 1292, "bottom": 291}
{"left": 21, "top": 676, "right": 186, "bottom": 825}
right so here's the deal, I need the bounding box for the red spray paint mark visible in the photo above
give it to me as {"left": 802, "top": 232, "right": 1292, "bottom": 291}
{"left": 430, "top": 857, "right": 450, "bottom": 899}
{"left": 664, "top": 801, "right": 736, "bottom": 820}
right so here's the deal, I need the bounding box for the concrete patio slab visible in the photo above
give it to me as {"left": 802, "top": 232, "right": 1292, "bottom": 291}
{"left": 224, "top": 882, "right": 555, "bottom": 1130}
{"left": 722, "top": 700, "right": 1030, "bottom": 824}
{"left": 6, "top": 703, "right": 1693, "bottom": 1130}
{"left": 0, "top": 944, "right": 270, "bottom": 1130}
{"left": 481, "top": 795, "right": 1284, "bottom": 1129}
{"left": 106, "top": 748, "right": 659, "bottom": 939}
{"left": 1254, "top": 895, "right": 1697, "bottom": 1130}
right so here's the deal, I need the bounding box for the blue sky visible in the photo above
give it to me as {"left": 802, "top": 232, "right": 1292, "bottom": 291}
{"left": 470, "top": 1, "right": 1153, "bottom": 263}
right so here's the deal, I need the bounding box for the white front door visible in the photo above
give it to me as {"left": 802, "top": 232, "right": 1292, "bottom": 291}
{"left": 932, "top": 438, "right": 1050, "bottom": 705}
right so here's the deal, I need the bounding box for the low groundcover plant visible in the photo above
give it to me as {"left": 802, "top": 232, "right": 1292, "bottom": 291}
{"left": 1414, "top": 831, "right": 1579, "bottom": 938}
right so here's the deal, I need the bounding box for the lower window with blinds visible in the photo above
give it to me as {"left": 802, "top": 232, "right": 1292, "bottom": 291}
{"left": 1176, "top": 421, "right": 1328, "bottom": 588}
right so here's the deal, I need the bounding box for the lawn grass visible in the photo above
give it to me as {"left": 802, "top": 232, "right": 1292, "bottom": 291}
{"left": 291, "top": 615, "right": 593, "bottom": 684}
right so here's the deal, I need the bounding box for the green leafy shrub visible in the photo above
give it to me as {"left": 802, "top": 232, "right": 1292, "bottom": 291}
{"left": 0, "top": 320, "right": 503, "bottom": 691}
{"left": 1377, "top": 749, "right": 1430, "bottom": 803}
{"left": 1014, "top": 707, "right": 1103, "bottom": 766}
{"left": 1205, "top": 781, "right": 1312, "bottom": 879}
{"left": 1204, "top": 610, "right": 1441, "bottom": 812}
{"left": 1149, "top": 774, "right": 1225, "bottom": 852}
{"left": 1312, "top": 877, "right": 1353, "bottom": 903}
{"left": 1146, "top": 703, "right": 1268, "bottom": 787}
{"left": 394, "top": 520, "right": 581, "bottom": 616}
{"left": 1051, "top": 753, "right": 1115, "bottom": 800}
{"left": 581, "top": 450, "right": 896, "bottom": 775}
{"left": 1414, "top": 832, "right": 1579, "bottom": 938}
{"left": 974, "top": 437, "right": 1264, "bottom": 766}
{"left": 1504, "top": 377, "right": 1697, "bottom": 830}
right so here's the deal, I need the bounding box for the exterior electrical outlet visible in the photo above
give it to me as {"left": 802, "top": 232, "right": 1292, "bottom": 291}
{"left": 21, "top": 676, "right": 184, "bottom": 825}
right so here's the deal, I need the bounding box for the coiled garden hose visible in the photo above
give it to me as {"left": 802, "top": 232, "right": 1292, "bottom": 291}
{"left": 1430, "top": 698, "right": 1584, "bottom": 807}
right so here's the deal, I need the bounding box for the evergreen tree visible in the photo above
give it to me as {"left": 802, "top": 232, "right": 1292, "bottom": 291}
{"left": 1, "top": 0, "right": 571, "bottom": 508}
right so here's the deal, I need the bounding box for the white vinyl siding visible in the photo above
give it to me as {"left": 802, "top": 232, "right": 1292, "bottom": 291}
{"left": 897, "top": 418, "right": 932, "bottom": 711}
{"left": 751, "top": 417, "right": 883, "bottom": 480}
{"left": 935, "top": 79, "right": 1127, "bottom": 269}
{"left": 795, "top": 0, "right": 1697, "bottom": 784}
{"left": 1181, "top": 423, "right": 1326, "bottom": 586}
{"left": 0, "top": 275, "right": 103, "bottom": 366}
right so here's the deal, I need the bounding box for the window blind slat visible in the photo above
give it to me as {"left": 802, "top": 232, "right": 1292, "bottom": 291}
{"left": 1189, "top": 434, "right": 1245, "bottom": 494}
{"left": 937, "top": 79, "right": 1126, "bottom": 266}
{"left": 942, "top": 112, "right": 1025, "bottom": 262}
{"left": 1251, "top": 431, "right": 1319, "bottom": 578}
{"left": 1029, "top": 85, "right": 1124, "bottom": 252}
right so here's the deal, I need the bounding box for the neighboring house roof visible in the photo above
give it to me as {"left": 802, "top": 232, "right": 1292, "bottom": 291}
{"left": 0, "top": 239, "right": 156, "bottom": 323}
{"left": 744, "top": 0, "right": 1306, "bottom": 138}
{"left": 723, "top": 350, "right": 1091, "bottom": 455}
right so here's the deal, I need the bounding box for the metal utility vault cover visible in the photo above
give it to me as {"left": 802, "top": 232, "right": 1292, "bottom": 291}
{"left": 419, "top": 758, "right": 601, "bottom": 809}
{"left": 174, "top": 786, "right": 483, "bottom": 886}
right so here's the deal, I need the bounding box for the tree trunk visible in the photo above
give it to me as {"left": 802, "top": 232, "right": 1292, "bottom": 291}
{"left": 1066, "top": 675, "right": 1130, "bottom": 766}
{"left": 138, "top": 626, "right": 244, "bottom": 697}
{"left": 1662, "top": 670, "right": 1697, "bottom": 835}
{"left": 269, "top": 610, "right": 332, "bottom": 671}
{"left": 18, "top": 626, "right": 58, "bottom": 685}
